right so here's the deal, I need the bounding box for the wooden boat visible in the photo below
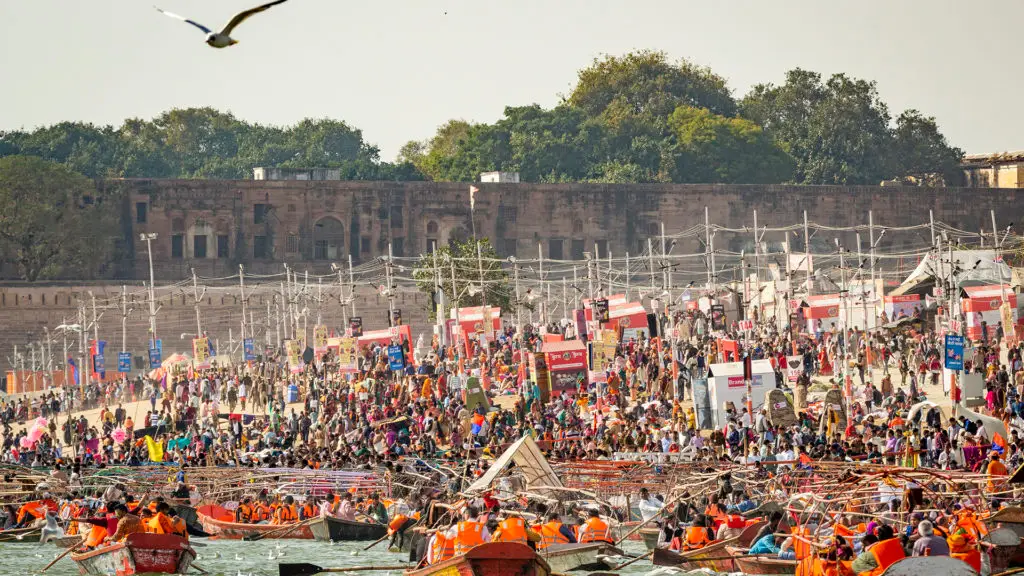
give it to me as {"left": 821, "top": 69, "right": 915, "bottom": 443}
{"left": 51, "top": 535, "right": 84, "bottom": 548}
{"left": 540, "top": 543, "right": 606, "bottom": 573}
{"left": 724, "top": 546, "right": 798, "bottom": 575}
{"left": 70, "top": 533, "right": 195, "bottom": 575}
{"left": 309, "top": 515, "right": 387, "bottom": 542}
{"left": 983, "top": 526, "right": 1022, "bottom": 573}
{"left": 652, "top": 535, "right": 741, "bottom": 572}
{"left": 640, "top": 527, "right": 662, "bottom": 550}
{"left": 0, "top": 526, "right": 41, "bottom": 542}
{"left": 405, "top": 542, "right": 549, "bottom": 576}
{"left": 196, "top": 505, "right": 313, "bottom": 540}
{"left": 171, "top": 503, "right": 209, "bottom": 538}
{"left": 879, "top": 556, "right": 978, "bottom": 576}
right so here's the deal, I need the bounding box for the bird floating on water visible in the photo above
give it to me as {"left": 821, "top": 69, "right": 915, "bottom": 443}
{"left": 155, "top": 0, "right": 289, "bottom": 48}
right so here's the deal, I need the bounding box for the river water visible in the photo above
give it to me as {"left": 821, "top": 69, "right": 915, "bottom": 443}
{"left": 7, "top": 538, "right": 682, "bottom": 576}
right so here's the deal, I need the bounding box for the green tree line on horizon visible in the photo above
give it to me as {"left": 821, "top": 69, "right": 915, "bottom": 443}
{"left": 1, "top": 50, "right": 962, "bottom": 186}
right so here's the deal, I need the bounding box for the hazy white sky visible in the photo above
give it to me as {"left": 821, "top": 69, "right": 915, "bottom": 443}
{"left": 1, "top": 0, "right": 1020, "bottom": 160}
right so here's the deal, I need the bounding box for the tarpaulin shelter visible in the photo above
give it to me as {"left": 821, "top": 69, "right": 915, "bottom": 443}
{"left": 466, "top": 435, "right": 563, "bottom": 499}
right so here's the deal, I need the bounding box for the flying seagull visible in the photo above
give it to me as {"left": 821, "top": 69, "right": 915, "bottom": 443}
{"left": 155, "top": 0, "right": 289, "bottom": 48}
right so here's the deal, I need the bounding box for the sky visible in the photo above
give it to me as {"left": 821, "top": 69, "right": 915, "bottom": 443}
{"left": 1, "top": 0, "right": 1021, "bottom": 161}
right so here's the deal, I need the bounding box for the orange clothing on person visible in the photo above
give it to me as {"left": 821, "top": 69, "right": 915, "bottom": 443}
{"left": 430, "top": 532, "right": 454, "bottom": 564}
{"left": 453, "top": 520, "right": 484, "bottom": 555}
{"left": 680, "top": 526, "right": 712, "bottom": 551}
{"left": 83, "top": 524, "right": 108, "bottom": 548}
{"left": 987, "top": 458, "right": 1009, "bottom": 492}
{"left": 147, "top": 512, "right": 175, "bottom": 534}
{"left": 492, "top": 517, "right": 528, "bottom": 545}
{"left": 273, "top": 504, "right": 298, "bottom": 525}
{"left": 388, "top": 514, "right": 410, "bottom": 535}
{"left": 578, "top": 517, "right": 612, "bottom": 544}
{"left": 948, "top": 535, "right": 981, "bottom": 572}
{"left": 864, "top": 538, "right": 905, "bottom": 576}
{"left": 538, "top": 521, "right": 571, "bottom": 550}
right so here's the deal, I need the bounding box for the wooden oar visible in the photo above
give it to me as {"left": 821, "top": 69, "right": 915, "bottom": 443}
{"left": 361, "top": 531, "right": 392, "bottom": 551}
{"left": 243, "top": 517, "right": 315, "bottom": 542}
{"left": 190, "top": 562, "right": 209, "bottom": 574}
{"left": 40, "top": 544, "right": 77, "bottom": 573}
{"left": 279, "top": 563, "right": 412, "bottom": 576}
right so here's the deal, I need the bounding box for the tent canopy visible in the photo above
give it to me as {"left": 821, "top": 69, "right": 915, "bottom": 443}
{"left": 890, "top": 250, "right": 1010, "bottom": 297}
{"left": 465, "top": 435, "right": 562, "bottom": 498}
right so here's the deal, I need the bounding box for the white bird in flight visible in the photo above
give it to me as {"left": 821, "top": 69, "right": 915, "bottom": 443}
{"left": 155, "top": 0, "right": 290, "bottom": 48}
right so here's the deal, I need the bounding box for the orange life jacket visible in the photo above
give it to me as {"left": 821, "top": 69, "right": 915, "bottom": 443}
{"left": 170, "top": 516, "right": 188, "bottom": 538}
{"left": 430, "top": 532, "right": 454, "bottom": 564}
{"left": 538, "top": 521, "right": 571, "bottom": 550}
{"left": 865, "top": 538, "right": 905, "bottom": 576}
{"left": 274, "top": 505, "right": 297, "bottom": 525}
{"left": 236, "top": 504, "right": 254, "bottom": 523}
{"left": 388, "top": 514, "right": 410, "bottom": 535}
{"left": 951, "top": 548, "right": 981, "bottom": 572}
{"left": 494, "top": 517, "right": 528, "bottom": 544}
{"left": 454, "top": 520, "right": 484, "bottom": 555}
{"left": 682, "top": 526, "right": 712, "bottom": 550}
{"left": 578, "top": 517, "right": 612, "bottom": 544}
{"left": 84, "top": 524, "right": 108, "bottom": 548}
{"left": 148, "top": 512, "right": 175, "bottom": 534}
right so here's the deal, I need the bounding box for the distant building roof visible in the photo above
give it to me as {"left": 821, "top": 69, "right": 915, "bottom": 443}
{"left": 962, "top": 151, "right": 1024, "bottom": 166}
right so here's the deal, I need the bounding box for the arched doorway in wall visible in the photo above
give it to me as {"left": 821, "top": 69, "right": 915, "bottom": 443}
{"left": 314, "top": 217, "right": 345, "bottom": 260}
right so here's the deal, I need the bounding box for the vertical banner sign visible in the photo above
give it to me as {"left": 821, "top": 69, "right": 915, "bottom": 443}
{"left": 192, "top": 337, "right": 211, "bottom": 369}
{"left": 349, "top": 317, "right": 363, "bottom": 338}
{"left": 313, "top": 324, "right": 329, "bottom": 354}
{"left": 711, "top": 304, "right": 727, "bottom": 331}
{"left": 387, "top": 344, "right": 405, "bottom": 371}
{"left": 117, "top": 352, "right": 132, "bottom": 373}
{"left": 593, "top": 299, "right": 610, "bottom": 323}
{"left": 93, "top": 340, "right": 107, "bottom": 379}
{"left": 148, "top": 339, "right": 162, "bottom": 369}
{"left": 338, "top": 337, "right": 359, "bottom": 373}
{"left": 285, "top": 339, "right": 302, "bottom": 373}
{"left": 944, "top": 334, "right": 965, "bottom": 371}
{"left": 243, "top": 338, "right": 256, "bottom": 362}
{"left": 1000, "top": 302, "right": 1017, "bottom": 340}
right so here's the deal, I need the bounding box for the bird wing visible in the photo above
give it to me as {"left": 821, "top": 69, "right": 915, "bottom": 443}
{"left": 220, "top": 0, "right": 289, "bottom": 35}
{"left": 155, "top": 7, "right": 213, "bottom": 34}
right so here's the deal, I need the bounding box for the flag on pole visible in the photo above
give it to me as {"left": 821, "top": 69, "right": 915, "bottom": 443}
{"left": 469, "top": 185, "right": 479, "bottom": 211}
{"left": 67, "top": 357, "right": 79, "bottom": 386}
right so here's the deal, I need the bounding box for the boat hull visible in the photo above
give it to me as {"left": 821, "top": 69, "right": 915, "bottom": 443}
{"left": 196, "top": 511, "right": 313, "bottom": 540}
{"left": 724, "top": 546, "right": 797, "bottom": 575}
{"left": 640, "top": 527, "right": 662, "bottom": 550}
{"left": 405, "top": 542, "right": 550, "bottom": 576}
{"left": 70, "top": 533, "right": 195, "bottom": 575}
{"left": 540, "top": 543, "right": 619, "bottom": 573}
{"left": 880, "top": 556, "right": 978, "bottom": 576}
{"left": 652, "top": 536, "right": 740, "bottom": 572}
{"left": 309, "top": 515, "right": 388, "bottom": 542}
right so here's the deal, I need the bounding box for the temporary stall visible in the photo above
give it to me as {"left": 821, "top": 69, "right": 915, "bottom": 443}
{"left": 541, "top": 340, "right": 589, "bottom": 395}
{"left": 450, "top": 306, "right": 502, "bottom": 354}
{"left": 578, "top": 295, "right": 650, "bottom": 341}
{"left": 884, "top": 294, "right": 922, "bottom": 320}
{"left": 357, "top": 325, "right": 414, "bottom": 361}
{"left": 962, "top": 285, "right": 1020, "bottom": 340}
{"left": 803, "top": 294, "right": 843, "bottom": 335}
{"left": 706, "top": 359, "right": 777, "bottom": 428}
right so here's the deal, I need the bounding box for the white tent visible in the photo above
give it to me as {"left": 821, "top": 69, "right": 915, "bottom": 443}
{"left": 466, "top": 435, "right": 563, "bottom": 498}
{"left": 891, "top": 249, "right": 1010, "bottom": 296}
{"left": 706, "top": 359, "right": 777, "bottom": 428}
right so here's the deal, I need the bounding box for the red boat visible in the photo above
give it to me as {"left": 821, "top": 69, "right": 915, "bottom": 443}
{"left": 196, "top": 504, "right": 313, "bottom": 540}
{"left": 70, "top": 533, "right": 195, "bottom": 575}
{"left": 405, "top": 542, "right": 550, "bottom": 576}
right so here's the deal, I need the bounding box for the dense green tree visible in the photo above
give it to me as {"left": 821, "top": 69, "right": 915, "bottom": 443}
{"left": 740, "top": 70, "right": 962, "bottom": 185}
{"left": 0, "top": 156, "right": 121, "bottom": 281}
{"left": 667, "top": 106, "right": 794, "bottom": 183}
{"left": 568, "top": 51, "right": 736, "bottom": 119}
{"left": 0, "top": 109, "right": 425, "bottom": 181}
{"left": 412, "top": 238, "right": 512, "bottom": 321}
{"left": 891, "top": 110, "right": 964, "bottom": 184}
